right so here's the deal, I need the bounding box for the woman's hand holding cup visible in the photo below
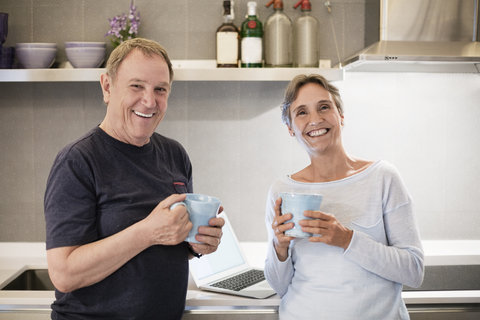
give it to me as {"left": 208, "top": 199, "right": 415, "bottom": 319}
{"left": 272, "top": 197, "right": 295, "bottom": 262}
{"left": 300, "top": 210, "right": 353, "bottom": 250}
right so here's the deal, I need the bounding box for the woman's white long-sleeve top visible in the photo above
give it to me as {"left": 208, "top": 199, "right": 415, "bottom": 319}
{"left": 264, "top": 160, "right": 424, "bottom": 320}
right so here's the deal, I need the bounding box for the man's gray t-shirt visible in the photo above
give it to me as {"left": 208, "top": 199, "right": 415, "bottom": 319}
{"left": 44, "top": 126, "right": 193, "bottom": 319}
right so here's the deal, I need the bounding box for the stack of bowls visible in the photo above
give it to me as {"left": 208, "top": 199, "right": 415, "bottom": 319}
{"left": 65, "top": 42, "right": 106, "bottom": 68}
{"left": 15, "top": 43, "right": 57, "bottom": 69}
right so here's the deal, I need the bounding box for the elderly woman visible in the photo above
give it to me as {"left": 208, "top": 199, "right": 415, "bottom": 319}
{"left": 264, "top": 74, "right": 424, "bottom": 319}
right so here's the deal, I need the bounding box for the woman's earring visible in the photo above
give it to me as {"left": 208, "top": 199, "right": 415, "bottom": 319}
{"left": 341, "top": 121, "right": 344, "bottom": 125}
{"left": 290, "top": 131, "right": 295, "bottom": 137}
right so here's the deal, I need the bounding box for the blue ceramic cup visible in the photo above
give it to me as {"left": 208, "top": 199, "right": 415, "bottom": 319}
{"left": 170, "top": 193, "right": 221, "bottom": 243}
{"left": 280, "top": 192, "right": 323, "bottom": 238}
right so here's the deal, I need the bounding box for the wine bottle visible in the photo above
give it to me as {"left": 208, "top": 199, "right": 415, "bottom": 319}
{"left": 216, "top": 0, "right": 240, "bottom": 68}
{"left": 293, "top": 0, "right": 319, "bottom": 67}
{"left": 264, "top": 0, "right": 292, "bottom": 67}
{"left": 240, "top": 1, "right": 263, "bottom": 68}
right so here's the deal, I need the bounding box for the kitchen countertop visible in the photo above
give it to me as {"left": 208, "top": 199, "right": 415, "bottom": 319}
{"left": 1, "top": 241, "right": 480, "bottom": 313}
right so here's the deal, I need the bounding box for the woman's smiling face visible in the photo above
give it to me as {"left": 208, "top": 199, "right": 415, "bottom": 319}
{"left": 288, "top": 82, "right": 344, "bottom": 156}
{"left": 100, "top": 49, "right": 171, "bottom": 147}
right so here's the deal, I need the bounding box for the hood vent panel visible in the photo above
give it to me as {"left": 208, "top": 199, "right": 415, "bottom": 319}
{"left": 343, "top": 0, "right": 480, "bottom": 73}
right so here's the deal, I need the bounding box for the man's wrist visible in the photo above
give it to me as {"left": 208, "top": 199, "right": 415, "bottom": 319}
{"left": 188, "top": 245, "right": 202, "bottom": 259}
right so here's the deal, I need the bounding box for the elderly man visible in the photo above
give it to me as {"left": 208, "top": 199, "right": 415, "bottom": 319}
{"left": 44, "top": 38, "right": 224, "bottom": 319}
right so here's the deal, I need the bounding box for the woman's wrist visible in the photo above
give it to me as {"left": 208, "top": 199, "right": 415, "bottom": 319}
{"left": 274, "top": 241, "right": 289, "bottom": 262}
{"left": 341, "top": 229, "right": 354, "bottom": 250}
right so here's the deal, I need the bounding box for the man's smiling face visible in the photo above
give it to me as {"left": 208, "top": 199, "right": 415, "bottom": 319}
{"left": 100, "top": 49, "right": 171, "bottom": 147}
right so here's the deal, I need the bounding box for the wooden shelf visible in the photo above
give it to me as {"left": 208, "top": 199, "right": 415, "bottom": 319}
{"left": 0, "top": 60, "right": 344, "bottom": 82}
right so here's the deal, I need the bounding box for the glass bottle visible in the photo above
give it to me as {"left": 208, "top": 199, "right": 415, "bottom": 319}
{"left": 293, "top": 0, "right": 319, "bottom": 67}
{"left": 216, "top": 1, "right": 240, "bottom": 68}
{"left": 264, "top": 0, "right": 292, "bottom": 67}
{"left": 240, "top": 1, "right": 263, "bottom": 68}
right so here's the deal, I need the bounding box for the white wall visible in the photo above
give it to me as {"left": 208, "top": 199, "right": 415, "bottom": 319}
{"left": 340, "top": 72, "right": 480, "bottom": 240}
{"left": 157, "top": 72, "right": 480, "bottom": 241}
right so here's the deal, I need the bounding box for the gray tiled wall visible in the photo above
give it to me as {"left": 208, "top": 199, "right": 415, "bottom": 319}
{"left": 0, "top": 82, "right": 105, "bottom": 241}
{"left": 1, "top": 0, "right": 480, "bottom": 242}
{"left": 1, "top": 0, "right": 378, "bottom": 67}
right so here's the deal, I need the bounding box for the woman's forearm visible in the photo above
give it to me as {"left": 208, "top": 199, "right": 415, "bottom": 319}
{"left": 344, "top": 205, "right": 424, "bottom": 287}
{"left": 264, "top": 239, "right": 294, "bottom": 298}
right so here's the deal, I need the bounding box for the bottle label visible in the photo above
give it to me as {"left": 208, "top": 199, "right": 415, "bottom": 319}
{"left": 241, "top": 37, "right": 262, "bottom": 64}
{"left": 217, "top": 32, "right": 239, "bottom": 64}
{"left": 247, "top": 21, "right": 257, "bottom": 29}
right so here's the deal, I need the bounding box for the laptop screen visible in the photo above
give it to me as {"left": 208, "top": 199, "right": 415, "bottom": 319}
{"left": 189, "top": 213, "right": 246, "bottom": 280}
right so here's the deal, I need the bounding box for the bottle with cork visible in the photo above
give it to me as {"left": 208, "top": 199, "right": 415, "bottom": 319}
{"left": 216, "top": 1, "right": 240, "bottom": 68}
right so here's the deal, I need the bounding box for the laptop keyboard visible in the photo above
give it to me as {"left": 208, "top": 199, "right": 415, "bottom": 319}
{"left": 211, "top": 269, "right": 266, "bottom": 292}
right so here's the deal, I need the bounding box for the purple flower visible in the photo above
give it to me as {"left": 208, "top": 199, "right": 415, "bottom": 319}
{"left": 105, "top": 1, "right": 141, "bottom": 47}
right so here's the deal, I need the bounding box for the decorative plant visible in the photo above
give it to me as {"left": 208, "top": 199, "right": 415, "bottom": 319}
{"left": 105, "top": 1, "right": 140, "bottom": 48}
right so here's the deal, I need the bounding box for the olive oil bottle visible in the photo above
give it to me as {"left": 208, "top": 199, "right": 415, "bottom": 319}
{"left": 216, "top": 1, "right": 240, "bottom": 68}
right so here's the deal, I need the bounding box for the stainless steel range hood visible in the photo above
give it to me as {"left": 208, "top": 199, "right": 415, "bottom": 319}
{"left": 342, "top": 0, "right": 480, "bottom": 73}
{"left": 343, "top": 41, "right": 480, "bottom": 73}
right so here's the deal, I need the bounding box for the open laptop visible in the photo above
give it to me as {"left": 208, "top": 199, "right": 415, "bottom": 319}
{"left": 189, "top": 212, "right": 276, "bottom": 299}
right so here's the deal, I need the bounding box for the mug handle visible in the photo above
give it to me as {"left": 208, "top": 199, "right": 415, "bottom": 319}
{"left": 170, "top": 201, "right": 187, "bottom": 211}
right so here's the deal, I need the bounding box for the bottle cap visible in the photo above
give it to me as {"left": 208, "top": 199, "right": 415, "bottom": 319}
{"left": 294, "top": 0, "right": 311, "bottom": 11}
{"left": 247, "top": 1, "right": 257, "bottom": 16}
{"left": 266, "top": 0, "right": 283, "bottom": 9}
{"left": 223, "top": 1, "right": 231, "bottom": 15}
{"left": 223, "top": 0, "right": 235, "bottom": 18}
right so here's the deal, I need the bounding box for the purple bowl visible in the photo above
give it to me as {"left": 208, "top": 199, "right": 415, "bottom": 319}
{"left": 16, "top": 47, "right": 57, "bottom": 69}
{"left": 65, "top": 42, "right": 106, "bottom": 48}
{"left": 65, "top": 47, "right": 105, "bottom": 68}
{"left": 16, "top": 42, "right": 57, "bottom": 49}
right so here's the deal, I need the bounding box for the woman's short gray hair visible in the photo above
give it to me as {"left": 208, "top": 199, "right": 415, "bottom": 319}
{"left": 280, "top": 74, "right": 344, "bottom": 126}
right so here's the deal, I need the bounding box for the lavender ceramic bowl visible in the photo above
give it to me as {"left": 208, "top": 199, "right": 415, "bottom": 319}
{"left": 16, "top": 42, "right": 57, "bottom": 49}
{"left": 15, "top": 47, "right": 57, "bottom": 68}
{"left": 65, "top": 47, "right": 105, "bottom": 68}
{"left": 65, "top": 42, "right": 106, "bottom": 48}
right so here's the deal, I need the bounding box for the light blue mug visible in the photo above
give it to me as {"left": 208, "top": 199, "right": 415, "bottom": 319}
{"left": 170, "top": 193, "right": 221, "bottom": 244}
{"left": 280, "top": 192, "right": 323, "bottom": 238}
